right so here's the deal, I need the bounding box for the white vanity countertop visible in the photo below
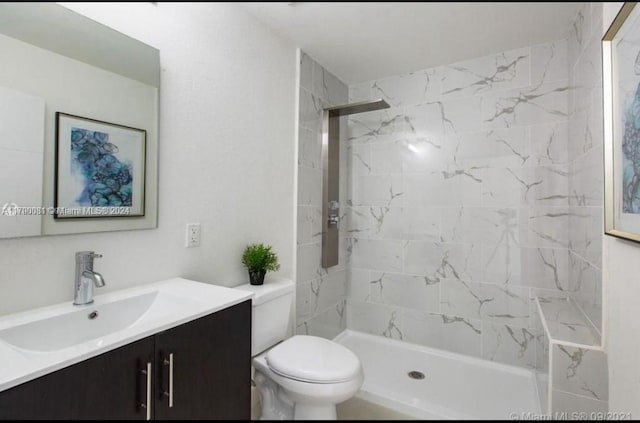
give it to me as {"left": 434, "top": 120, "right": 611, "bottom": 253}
{"left": 0, "top": 278, "right": 253, "bottom": 392}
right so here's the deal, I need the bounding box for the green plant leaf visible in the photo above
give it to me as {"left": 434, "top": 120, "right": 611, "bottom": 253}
{"left": 241, "top": 243, "right": 280, "bottom": 273}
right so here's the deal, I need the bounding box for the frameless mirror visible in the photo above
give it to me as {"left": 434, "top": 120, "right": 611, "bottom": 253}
{"left": 0, "top": 2, "right": 159, "bottom": 238}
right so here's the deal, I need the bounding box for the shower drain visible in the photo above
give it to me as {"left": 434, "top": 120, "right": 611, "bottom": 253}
{"left": 408, "top": 371, "right": 425, "bottom": 380}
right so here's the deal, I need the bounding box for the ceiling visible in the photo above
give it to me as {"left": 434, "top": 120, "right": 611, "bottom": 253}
{"left": 239, "top": 2, "right": 583, "bottom": 84}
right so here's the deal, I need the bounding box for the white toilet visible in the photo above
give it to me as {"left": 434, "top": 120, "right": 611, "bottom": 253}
{"left": 236, "top": 279, "right": 363, "bottom": 420}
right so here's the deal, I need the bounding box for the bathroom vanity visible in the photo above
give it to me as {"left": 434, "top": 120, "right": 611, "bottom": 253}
{"left": 0, "top": 278, "right": 252, "bottom": 420}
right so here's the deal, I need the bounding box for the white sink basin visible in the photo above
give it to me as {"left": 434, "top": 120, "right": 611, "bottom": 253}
{"left": 0, "top": 292, "right": 159, "bottom": 352}
{"left": 0, "top": 278, "right": 253, "bottom": 392}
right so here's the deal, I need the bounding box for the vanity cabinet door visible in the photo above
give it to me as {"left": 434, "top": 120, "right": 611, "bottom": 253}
{"left": 0, "top": 336, "right": 155, "bottom": 420}
{"left": 154, "top": 300, "right": 251, "bottom": 420}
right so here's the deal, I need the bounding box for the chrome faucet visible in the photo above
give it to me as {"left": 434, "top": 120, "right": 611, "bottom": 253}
{"left": 74, "top": 251, "right": 106, "bottom": 305}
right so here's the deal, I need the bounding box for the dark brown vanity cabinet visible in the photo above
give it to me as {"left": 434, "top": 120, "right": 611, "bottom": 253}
{"left": 0, "top": 300, "right": 251, "bottom": 420}
{"left": 0, "top": 336, "right": 155, "bottom": 420}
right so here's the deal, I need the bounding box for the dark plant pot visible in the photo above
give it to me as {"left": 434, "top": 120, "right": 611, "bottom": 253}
{"left": 249, "top": 269, "right": 266, "bottom": 285}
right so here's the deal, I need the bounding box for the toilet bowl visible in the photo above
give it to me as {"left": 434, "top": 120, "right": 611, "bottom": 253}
{"left": 253, "top": 335, "right": 364, "bottom": 420}
{"left": 235, "top": 279, "right": 363, "bottom": 420}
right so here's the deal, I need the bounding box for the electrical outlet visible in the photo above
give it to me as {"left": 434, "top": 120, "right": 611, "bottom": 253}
{"left": 186, "top": 223, "right": 201, "bottom": 247}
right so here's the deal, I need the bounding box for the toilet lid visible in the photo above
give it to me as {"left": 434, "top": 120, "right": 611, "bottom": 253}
{"left": 265, "top": 335, "right": 361, "bottom": 384}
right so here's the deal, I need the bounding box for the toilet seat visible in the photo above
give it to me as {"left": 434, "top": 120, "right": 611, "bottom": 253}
{"left": 265, "top": 335, "right": 361, "bottom": 384}
{"left": 253, "top": 353, "right": 364, "bottom": 419}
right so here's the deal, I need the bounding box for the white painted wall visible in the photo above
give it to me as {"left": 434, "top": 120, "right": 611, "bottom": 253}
{"left": 602, "top": 2, "right": 640, "bottom": 417}
{"left": 606, "top": 237, "right": 640, "bottom": 416}
{"left": 0, "top": 3, "right": 297, "bottom": 315}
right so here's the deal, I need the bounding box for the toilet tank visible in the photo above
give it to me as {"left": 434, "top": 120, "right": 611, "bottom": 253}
{"left": 235, "top": 278, "right": 294, "bottom": 356}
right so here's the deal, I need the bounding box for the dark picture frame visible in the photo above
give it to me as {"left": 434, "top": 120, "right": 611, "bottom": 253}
{"left": 54, "top": 112, "right": 146, "bottom": 219}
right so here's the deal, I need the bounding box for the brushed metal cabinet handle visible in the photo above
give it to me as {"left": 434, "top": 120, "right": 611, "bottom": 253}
{"left": 141, "top": 362, "right": 152, "bottom": 421}
{"left": 163, "top": 353, "right": 174, "bottom": 408}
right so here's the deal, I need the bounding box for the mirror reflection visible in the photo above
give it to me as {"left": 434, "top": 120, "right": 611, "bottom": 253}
{"left": 0, "top": 2, "right": 159, "bottom": 239}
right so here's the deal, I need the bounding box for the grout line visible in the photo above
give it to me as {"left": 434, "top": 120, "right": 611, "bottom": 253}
{"left": 568, "top": 249, "right": 602, "bottom": 272}
{"left": 547, "top": 340, "right": 553, "bottom": 414}
{"left": 531, "top": 367, "right": 544, "bottom": 415}
{"left": 551, "top": 386, "right": 609, "bottom": 404}
{"left": 536, "top": 299, "right": 604, "bottom": 351}
{"left": 568, "top": 296, "right": 602, "bottom": 340}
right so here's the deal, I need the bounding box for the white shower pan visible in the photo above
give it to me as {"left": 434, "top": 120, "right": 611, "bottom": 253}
{"left": 334, "top": 330, "right": 541, "bottom": 420}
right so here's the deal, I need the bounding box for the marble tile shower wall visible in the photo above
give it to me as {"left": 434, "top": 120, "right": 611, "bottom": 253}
{"left": 296, "top": 52, "right": 349, "bottom": 339}
{"left": 547, "top": 3, "right": 609, "bottom": 414}
{"left": 346, "top": 39, "right": 573, "bottom": 369}
{"left": 567, "top": 1, "right": 604, "bottom": 333}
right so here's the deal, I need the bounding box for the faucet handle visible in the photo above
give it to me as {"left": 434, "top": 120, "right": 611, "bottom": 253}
{"left": 75, "top": 251, "right": 103, "bottom": 261}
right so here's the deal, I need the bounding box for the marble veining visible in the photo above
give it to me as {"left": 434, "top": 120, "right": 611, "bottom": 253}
{"left": 442, "top": 54, "right": 528, "bottom": 96}
{"left": 505, "top": 326, "right": 535, "bottom": 358}
{"left": 558, "top": 344, "right": 584, "bottom": 379}
{"left": 440, "top": 168, "right": 483, "bottom": 183}
{"left": 507, "top": 168, "right": 543, "bottom": 200}
{"left": 368, "top": 68, "right": 441, "bottom": 108}
{"left": 348, "top": 112, "right": 406, "bottom": 144}
{"left": 336, "top": 300, "right": 345, "bottom": 320}
{"left": 495, "top": 136, "right": 530, "bottom": 164}
{"left": 567, "top": 2, "right": 603, "bottom": 319}
{"left": 297, "top": 53, "right": 349, "bottom": 339}
{"left": 483, "top": 83, "right": 570, "bottom": 128}
{"left": 441, "top": 48, "right": 530, "bottom": 99}
{"left": 408, "top": 243, "right": 477, "bottom": 284}
{"left": 353, "top": 152, "right": 371, "bottom": 174}
{"left": 382, "top": 311, "right": 403, "bottom": 340}
{"left": 536, "top": 297, "right": 600, "bottom": 347}
{"left": 442, "top": 314, "right": 481, "bottom": 335}
{"left": 344, "top": 38, "right": 580, "bottom": 371}
{"left": 534, "top": 124, "right": 569, "bottom": 166}
{"left": 426, "top": 100, "right": 456, "bottom": 133}
{"left": 370, "top": 206, "right": 391, "bottom": 235}
{"left": 563, "top": 17, "right": 604, "bottom": 418}
{"left": 552, "top": 343, "right": 608, "bottom": 403}
{"left": 572, "top": 10, "right": 584, "bottom": 49}
{"left": 483, "top": 324, "right": 536, "bottom": 368}
{"left": 537, "top": 249, "right": 564, "bottom": 291}
{"left": 453, "top": 280, "right": 496, "bottom": 316}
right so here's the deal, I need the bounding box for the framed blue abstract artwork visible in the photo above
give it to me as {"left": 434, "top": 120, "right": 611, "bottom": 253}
{"left": 54, "top": 113, "right": 146, "bottom": 219}
{"left": 604, "top": 3, "right": 640, "bottom": 243}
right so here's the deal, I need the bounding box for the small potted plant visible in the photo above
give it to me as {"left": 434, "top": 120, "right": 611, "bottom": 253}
{"left": 242, "top": 243, "right": 280, "bottom": 285}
